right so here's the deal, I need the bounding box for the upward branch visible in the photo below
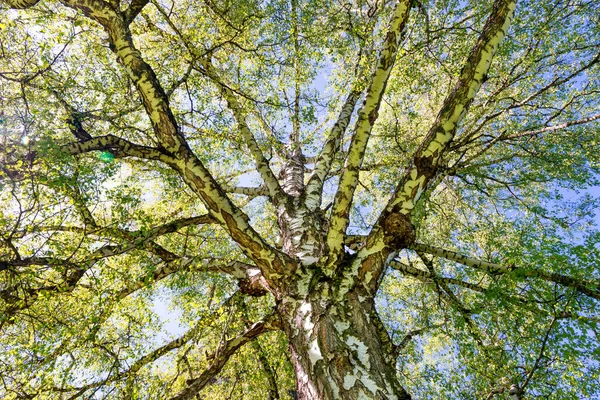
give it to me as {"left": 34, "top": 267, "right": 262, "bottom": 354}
{"left": 325, "top": 0, "right": 412, "bottom": 262}
{"left": 57, "top": 0, "right": 291, "bottom": 283}
{"left": 199, "top": 59, "right": 286, "bottom": 203}
{"left": 347, "top": 0, "right": 516, "bottom": 294}
{"left": 304, "top": 89, "right": 360, "bottom": 211}
{"left": 382, "top": 0, "right": 517, "bottom": 219}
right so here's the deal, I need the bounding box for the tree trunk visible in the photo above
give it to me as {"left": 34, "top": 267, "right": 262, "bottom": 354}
{"left": 271, "top": 148, "right": 411, "bottom": 399}
{"left": 278, "top": 283, "right": 411, "bottom": 400}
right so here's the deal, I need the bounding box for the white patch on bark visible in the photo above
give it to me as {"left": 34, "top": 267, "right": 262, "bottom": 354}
{"left": 328, "top": 377, "right": 340, "bottom": 398}
{"left": 360, "top": 374, "right": 380, "bottom": 395}
{"left": 248, "top": 268, "right": 261, "bottom": 277}
{"left": 298, "top": 301, "right": 323, "bottom": 366}
{"left": 308, "top": 338, "right": 323, "bottom": 365}
{"left": 364, "top": 271, "right": 373, "bottom": 285}
{"left": 334, "top": 320, "right": 350, "bottom": 334}
{"left": 299, "top": 302, "right": 314, "bottom": 331}
{"left": 343, "top": 373, "right": 357, "bottom": 390}
{"left": 300, "top": 255, "right": 319, "bottom": 266}
{"left": 305, "top": 193, "right": 320, "bottom": 211}
{"left": 346, "top": 336, "right": 370, "bottom": 368}
{"left": 386, "top": 382, "right": 400, "bottom": 400}
{"left": 294, "top": 351, "right": 320, "bottom": 399}
{"left": 336, "top": 260, "right": 361, "bottom": 300}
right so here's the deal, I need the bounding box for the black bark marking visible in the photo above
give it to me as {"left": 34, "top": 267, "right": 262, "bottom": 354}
{"left": 368, "top": 108, "right": 379, "bottom": 125}
{"left": 238, "top": 276, "right": 269, "bottom": 297}
{"left": 414, "top": 153, "right": 436, "bottom": 180}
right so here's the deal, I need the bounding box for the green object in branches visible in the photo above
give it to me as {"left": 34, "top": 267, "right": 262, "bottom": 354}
{"left": 99, "top": 151, "right": 114, "bottom": 162}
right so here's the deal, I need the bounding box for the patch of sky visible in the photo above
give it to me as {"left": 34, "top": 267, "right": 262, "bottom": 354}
{"left": 151, "top": 288, "right": 186, "bottom": 340}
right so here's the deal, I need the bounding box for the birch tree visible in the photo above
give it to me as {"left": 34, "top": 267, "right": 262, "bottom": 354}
{"left": 1, "top": 0, "right": 599, "bottom": 398}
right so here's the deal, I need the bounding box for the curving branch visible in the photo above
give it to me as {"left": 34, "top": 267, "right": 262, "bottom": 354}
{"left": 1, "top": 253, "right": 110, "bottom": 323}
{"left": 170, "top": 313, "right": 280, "bottom": 400}
{"left": 390, "top": 258, "right": 600, "bottom": 330}
{"left": 0, "top": 134, "right": 165, "bottom": 184}
{"left": 418, "top": 253, "right": 486, "bottom": 345}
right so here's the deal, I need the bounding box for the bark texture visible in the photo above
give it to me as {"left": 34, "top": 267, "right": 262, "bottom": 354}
{"left": 279, "top": 288, "right": 411, "bottom": 400}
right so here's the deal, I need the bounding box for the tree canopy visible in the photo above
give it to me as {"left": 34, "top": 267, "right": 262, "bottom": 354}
{"left": 1, "top": 0, "right": 599, "bottom": 399}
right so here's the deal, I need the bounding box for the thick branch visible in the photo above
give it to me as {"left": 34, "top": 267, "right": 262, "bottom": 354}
{"left": 382, "top": 0, "right": 516, "bottom": 219}
{"left": 348, "top": 0, "right": 517, "bottom": 295}
{"left": 64, "top": 134, "right": 165, "bottom": 160}
{"left": 411, "top": 242, "right": 600, "bottom": 301}
{"left": 224, "top": 185, "right": 270, "bottom": 197}
{"left": 304, "top": 90, "right": 360, "bottom": 211}
{"left": 118, "top": 258, "right": 270, "bottom": 299}
{"left": 124, "top": 0, "right": 149, "bottom": 23}
{"left": 57, "top": 0, "right": 290, "bottom": 281}
{"left": 326, "top": 0, "right": 412, "bottom": 262}
{"left": 0, "top": 0, "right": 39, "bottom": 8}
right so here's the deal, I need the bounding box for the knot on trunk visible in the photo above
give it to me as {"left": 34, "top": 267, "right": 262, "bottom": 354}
{"left": 238, "top": 275, "right": 269, "bottom": 297}
{"left": 382, "top": 212, "right": 415, "bottom": 249}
